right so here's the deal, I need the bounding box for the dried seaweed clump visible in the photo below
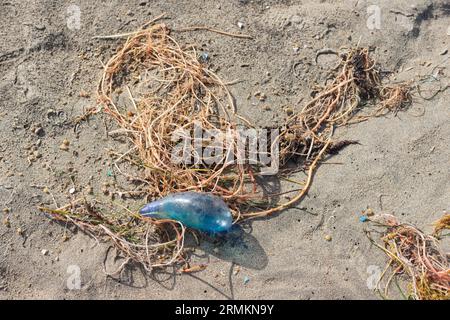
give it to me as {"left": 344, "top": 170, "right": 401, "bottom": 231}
{"left": 41, "top": 21, "right": 413, "bottom": 272}
{"left": 365, "top": 212, "right": 450, "bottom": 300}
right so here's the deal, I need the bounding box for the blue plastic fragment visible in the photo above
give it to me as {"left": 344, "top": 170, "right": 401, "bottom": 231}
{"left": 139, "top": 192, "right": 233, "bottom": 233}
{"left": 359, "top": 215, "right": 368, "bottom": 222}
{"left": 199, "top": 52, "right": 209, "bottom": 62}
{"left": 243, "top": 276, "right": 250, "bottom": 285}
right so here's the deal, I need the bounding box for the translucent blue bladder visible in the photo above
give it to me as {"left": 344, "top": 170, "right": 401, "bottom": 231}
{"left": 139, "top": 192, "right": 233, "bottom": 233}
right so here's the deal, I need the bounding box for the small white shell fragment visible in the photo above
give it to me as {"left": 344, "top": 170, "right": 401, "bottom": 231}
{"left": 237, "top": 21, "right": 244, "bottom": 29}
{"left": 69, "top": 187, "right": 76, "bottom": 194}
{"left": 41, "top": 249, "right": 49, "bottom": 255}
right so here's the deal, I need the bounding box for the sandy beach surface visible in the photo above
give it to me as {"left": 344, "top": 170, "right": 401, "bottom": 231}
{"left": 0, "top": 0, "right": 449, "bottom": 299}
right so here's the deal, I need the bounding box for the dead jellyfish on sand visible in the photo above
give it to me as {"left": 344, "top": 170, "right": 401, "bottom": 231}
{"left": 139, "top": 192, "right": 233, "bottom": 233}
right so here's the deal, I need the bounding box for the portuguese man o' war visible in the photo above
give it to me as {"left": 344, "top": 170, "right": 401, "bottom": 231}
{"left": 139, "top": 192, "right": 233, "bottom": 233}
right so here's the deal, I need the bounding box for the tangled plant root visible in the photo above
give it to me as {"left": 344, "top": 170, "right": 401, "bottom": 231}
{"left": 40, "top": 199, "right": 186, "bottom": 274}
{"left": 42, "top": 21, "right": 413, "bottom": 272}
{"left": 365, "top": 212, "right": 450, "bottom": 300}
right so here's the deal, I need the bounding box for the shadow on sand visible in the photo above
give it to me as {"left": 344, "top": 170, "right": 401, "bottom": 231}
{"left": 196, "top": 224, "right": 268, "bottom": 270}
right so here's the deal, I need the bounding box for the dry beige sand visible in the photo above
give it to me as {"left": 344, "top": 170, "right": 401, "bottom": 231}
{"left": 0, "top": 0, "right": 449, "bottom": 299}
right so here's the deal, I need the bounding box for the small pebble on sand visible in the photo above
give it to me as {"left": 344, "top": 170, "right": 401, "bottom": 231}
{"left": 3, "top": 217, "right": 11, "bottom": 228}
{"left": 60, "top": 139, "right": 70, "bottom": 150}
